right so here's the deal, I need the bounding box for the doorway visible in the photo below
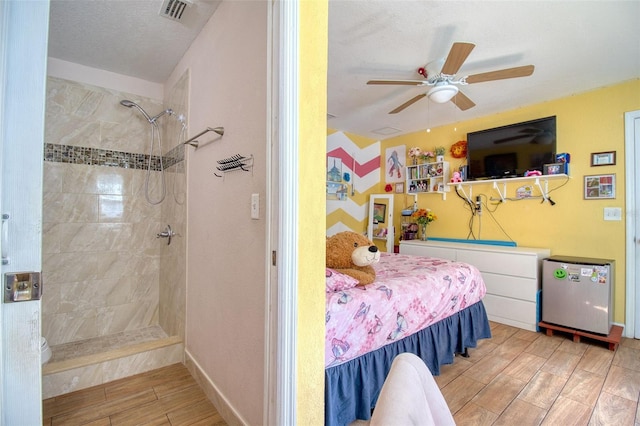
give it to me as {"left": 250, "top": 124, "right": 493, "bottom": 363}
{"left": 625, "top": 109, "right": 640, "bottom": 338}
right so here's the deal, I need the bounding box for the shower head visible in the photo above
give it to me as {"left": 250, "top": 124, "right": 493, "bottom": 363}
{"left": 120, "top": 99, "right": 152, "bottom": 122}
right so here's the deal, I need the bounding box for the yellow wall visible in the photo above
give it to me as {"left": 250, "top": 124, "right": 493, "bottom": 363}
{"left": 299, "top": 0, "right": 328, "bottom": 424}
{"left": 381, "top": 79, "right": 640, "bottom": 324}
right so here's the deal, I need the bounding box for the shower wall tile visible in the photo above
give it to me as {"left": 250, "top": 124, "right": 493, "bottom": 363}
{"left": 42, "top": 222, "right": 61, "bottom": 254}
{"left": 61, "top": 164, "right": 129, "bottom": 195}
{"left": 101, "top": 343, "right": 184, "bottom": 384}
{"left": 41, "top": 283, "right": 60, "bottom": 315}
{"left": 158, "top": 70, "right": 188, "bottom": 340}
{"left": 57, "top": 223, "right": 132, "bottom": 253}
{"left": 100, "top": 120, "right": 149, "bottom": 154}
{"left": 96, "top": 252, "right": 160, "bottom": 281}
{"left": 97, "top": 302, "right": 159, "bottom": 336}
{"left": 42, "top": 364, "right": 103, "bottom": 399}
{"left": 43, "top": 193, "right": 99, "bottom": 224}
{"left": 42, "top": 75, "right": 187, "bottom": 349}
{"left": 46, "top": 117, "right": 101, "bottom": 148}
{"left": 46, "top": 77, "right": 163, "bottom": 155}
{"left": 43, "top": 310, "right": 99, "bottom": 345}
{"left": 43, "top": 163, "right": 64, "bottom": 194}
{"left": 97, "top": 195, "right": 125, "bottom": 222}
{"left": 43, "top": 252, "right": 101, "bottom": 283}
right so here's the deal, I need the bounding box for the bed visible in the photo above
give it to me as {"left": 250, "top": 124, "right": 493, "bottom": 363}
{"left": 324, "top": 252, "right": 492, "bottom": 426}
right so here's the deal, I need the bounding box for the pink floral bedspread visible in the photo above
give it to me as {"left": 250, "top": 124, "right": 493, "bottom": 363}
{"left": 325, "top": 252, "right": 486, "bottom": 368}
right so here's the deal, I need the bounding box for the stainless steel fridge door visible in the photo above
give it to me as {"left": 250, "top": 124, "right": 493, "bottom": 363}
{"left": 542, "top": 259, "right": 612, "bottom": 334}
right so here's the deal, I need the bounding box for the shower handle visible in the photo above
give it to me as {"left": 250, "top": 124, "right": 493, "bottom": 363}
{"left": 156, "top": 225, "right": 175, "bottom": 245}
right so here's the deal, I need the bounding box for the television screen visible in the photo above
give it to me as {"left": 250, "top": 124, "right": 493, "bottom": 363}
{"left": 466, "top": 116, "right": 557, "bottom": 180}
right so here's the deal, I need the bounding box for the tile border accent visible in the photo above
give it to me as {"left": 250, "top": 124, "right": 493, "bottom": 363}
{"left": 44, "top": 143, "right": 184, "bottom": 171}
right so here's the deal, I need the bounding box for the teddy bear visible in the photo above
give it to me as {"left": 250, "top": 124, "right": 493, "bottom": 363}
{"left": 326, "top": 231, "right": 380, "bottom": 285}
{"left": 450, "top": 171, "right": 463, "bottom": 183}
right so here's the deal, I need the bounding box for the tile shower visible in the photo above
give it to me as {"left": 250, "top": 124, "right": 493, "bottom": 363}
{"left": 41, "top": 75, "right": 188, "bottom": 398}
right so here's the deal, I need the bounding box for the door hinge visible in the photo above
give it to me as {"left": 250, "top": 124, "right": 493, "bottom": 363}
{"left": 272, "top": 250, "right": 277, "bottom": 266}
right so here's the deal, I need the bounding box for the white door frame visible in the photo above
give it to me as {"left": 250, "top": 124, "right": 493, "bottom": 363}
{"left": 625, "top": 110, "right": 640, "bottom": 338}
{"left": 0, "top": 0, "right": 49, "bottom": 424}
{"left": 272, "top": 0, "right": 299, "bottom": 423}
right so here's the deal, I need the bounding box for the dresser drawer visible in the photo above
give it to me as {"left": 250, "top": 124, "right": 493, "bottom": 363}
{"left": 400, "top": 244, "right": 456, "bottom": 261}
{"left": 483, "top": 293, "right": 538, "bottom": 331}
{"left": 457, "top": 250, "right": 539, "bottom": 279}
{"left": 482, "top": 272, "right": 539, "bottom": 302}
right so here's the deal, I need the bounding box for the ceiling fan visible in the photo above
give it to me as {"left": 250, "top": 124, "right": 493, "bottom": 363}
{"left": 367, "top": 42, "right": 535, "bottom": 114}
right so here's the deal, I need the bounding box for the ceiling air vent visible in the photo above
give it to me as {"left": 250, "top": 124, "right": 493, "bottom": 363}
{"left": 159, "top": 0, "right": 192, "bottom": 21}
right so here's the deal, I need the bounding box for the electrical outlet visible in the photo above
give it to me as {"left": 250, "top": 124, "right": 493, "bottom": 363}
{"left": 251, "top": 193, "right": 259, "bottom": 219}
{"left": 603, "top": 207, "right": 622, "bottom": 221}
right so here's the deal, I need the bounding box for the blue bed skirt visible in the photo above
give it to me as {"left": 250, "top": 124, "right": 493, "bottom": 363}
{"left": 324, "top": 300, "right": 491, "bottom": 426}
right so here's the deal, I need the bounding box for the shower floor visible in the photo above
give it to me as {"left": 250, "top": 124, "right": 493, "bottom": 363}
{"left": 42, "top": 325, "right": 184, "bottom": 399}
{"left": 49, "top": 325, "right": 168, "bottom": 363}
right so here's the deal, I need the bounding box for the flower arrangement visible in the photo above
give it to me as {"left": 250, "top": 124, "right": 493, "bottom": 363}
{"left": 408, "top": 147, "right": 422, "bottom": 158}
{"left": 411, "top": 208, "right": 437, "bottom": 225}
{"left": 421, "top": 151, "right": 435, "bottom": 161}
{"left": 434, "top": 146, "right": 446, "bottom": 157}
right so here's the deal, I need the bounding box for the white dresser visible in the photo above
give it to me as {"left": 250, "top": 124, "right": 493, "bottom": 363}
{"left": 400, "top": 240, "right": 550, "bottom": 331}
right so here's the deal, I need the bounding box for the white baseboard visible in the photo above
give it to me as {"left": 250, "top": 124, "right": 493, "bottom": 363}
{"left": 184, "top": 349, "right": 247, "bottom": 425}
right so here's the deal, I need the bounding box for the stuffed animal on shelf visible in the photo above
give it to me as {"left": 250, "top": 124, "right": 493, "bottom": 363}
{"left": 326, "top": 231, "right": 380, "bottom": 285}
{"left": 450, "top": 171, "right": 463, "bottom": 183}
{"left": 525, "top": 170, "right": 542, "bottom": 177}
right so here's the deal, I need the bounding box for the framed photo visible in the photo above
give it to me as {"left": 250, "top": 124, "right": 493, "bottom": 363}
{"left": 591, "top": 151, "right": 616, "bottom": 166}
{"left": 584, "top": 174, "right": 616, "bottom": 199}
{"left": 326, "top": 156, "right": 343, "bottom": 182}
{"left": 373, "top": 203, "right": 386, "bottom": 223}
{"left": 395, "top": 182, "right": 405, "bottom": 193}
{"left": 326, "top": 182, "right": 348, "bottom": 201}
{"left": 543, "top": 163, "right": 565, "bottom": 175}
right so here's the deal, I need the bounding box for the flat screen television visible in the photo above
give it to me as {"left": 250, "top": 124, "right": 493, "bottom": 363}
{"left": 466, "top": 116, "right": 557, "bottom": 180}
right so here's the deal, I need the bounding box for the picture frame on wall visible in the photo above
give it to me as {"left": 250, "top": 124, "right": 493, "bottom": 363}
{"left": 395, "top": 182, "right": 404, "bottom": 193}
{"left": 584, "top": 174, "right": 615, "bottom": 199}
{"left": 373, "top": 203, "right": 386, "bottom": 223}
{"left": 590, "top": 151, "right": 616, "bottom": 166}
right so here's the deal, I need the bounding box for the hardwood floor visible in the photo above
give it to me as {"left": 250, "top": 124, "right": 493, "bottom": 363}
{"left": 44, "top": 320, "right": 640, "bottom": 425}
{"left": 438, "top": 321, "right": 640, "bottom": 425}
{"left": 43, "top": 363, "right": 228, "bottom": 426}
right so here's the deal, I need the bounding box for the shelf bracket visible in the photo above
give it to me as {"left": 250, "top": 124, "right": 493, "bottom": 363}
{"left": 534, "top": 178, "right": 549, "bottom": 203}
{"left": 492, "top": 181, "right": 507, "bottom": 202}
{"left": 456, "top": 183, "right": 473, "bottom": 205}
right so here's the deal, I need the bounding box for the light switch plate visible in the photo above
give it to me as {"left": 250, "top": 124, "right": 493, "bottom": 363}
{"left": 603, "top": 207, "right": 622, "bottom": 221}
{"left": 251, "top": 193, "right": 259, "bottom": 219}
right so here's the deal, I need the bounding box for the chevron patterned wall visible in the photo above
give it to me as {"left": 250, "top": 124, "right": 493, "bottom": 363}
{"left": 326, "top": 131, "right": 381, "bottom": 236}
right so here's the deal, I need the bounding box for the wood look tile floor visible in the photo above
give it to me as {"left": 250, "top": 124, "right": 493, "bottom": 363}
{"left": 44, "top": 321, "right": 640, "bottom": 426}
{"left": 43, "top": 363, "right": 228, "bottom": 426}
{"left": 438, "top": 321, "right": 640, "bottom": 425}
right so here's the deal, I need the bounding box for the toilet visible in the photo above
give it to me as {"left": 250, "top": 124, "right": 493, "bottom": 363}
{"left": 41, "top": 337, "right": 52, "bottom": 364}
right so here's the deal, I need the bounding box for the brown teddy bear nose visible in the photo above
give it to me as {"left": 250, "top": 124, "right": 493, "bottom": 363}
{"left": 368, "top": 246, "right": 378, "bottom": 253}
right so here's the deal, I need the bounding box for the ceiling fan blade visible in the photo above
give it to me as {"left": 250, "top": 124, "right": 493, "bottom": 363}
{"left": 367, "top": 80, "right": 427, "bottom": 86}
{"left": 441, "top": 42, "right": 475, "bottom": 75}
{"left": 451, "top": 91, "right": 475, "bottom": 111}
{"left": 389, "top": 93, "right": 427, "bottom": 114}
{"left": 466, "top": 65, "right": 535, "bottom": 84}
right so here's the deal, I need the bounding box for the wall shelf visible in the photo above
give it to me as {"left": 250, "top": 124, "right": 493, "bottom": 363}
{"left": 406, "top": 161, "right": 451, "bottom": 200}
{"left": 448, "top": 174, "right": 569, "bottom": 204}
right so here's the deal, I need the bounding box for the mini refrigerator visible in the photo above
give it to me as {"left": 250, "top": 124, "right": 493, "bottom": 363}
{"left": 542, "top": 255, "right": 614, "bottom": 335}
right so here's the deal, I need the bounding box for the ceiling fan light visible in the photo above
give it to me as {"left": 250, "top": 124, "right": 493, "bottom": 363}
{"left": 427, "top": 85, "right": 459, "bottom": 103}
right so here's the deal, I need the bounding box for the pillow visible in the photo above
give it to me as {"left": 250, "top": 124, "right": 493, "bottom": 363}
{"left": 326, "top": 268, "right": 359, "bottom": 292}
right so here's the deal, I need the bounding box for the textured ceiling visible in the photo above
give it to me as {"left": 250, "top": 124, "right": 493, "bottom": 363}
{"left": 48, "top": 0, "right": 221, "bottom": 83}
{"left": 327, "top": 1, "right": 640, "bottom": 139}
{"left": 48, "top": 1, "right": 640, "bottom": 139}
